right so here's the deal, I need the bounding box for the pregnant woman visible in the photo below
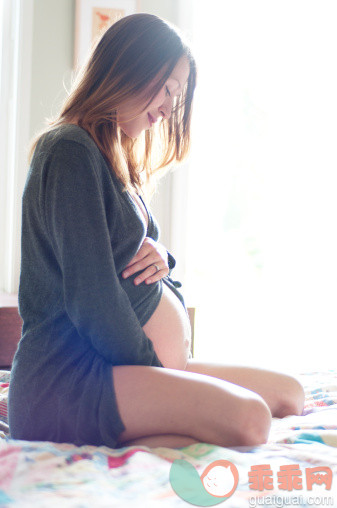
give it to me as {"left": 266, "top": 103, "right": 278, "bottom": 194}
{"left": 8, "top": 13, "right": 304, "bottom": 450}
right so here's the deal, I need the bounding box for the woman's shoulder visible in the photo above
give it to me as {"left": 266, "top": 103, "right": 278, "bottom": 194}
{"left": 32, "top": 124, "right": 123, "bottom": 192}
{"left": 38, "top": 124, "right": 98, "bottom": 156}
{"left": 33, "top": 124, "right": 114, "bottom": 182}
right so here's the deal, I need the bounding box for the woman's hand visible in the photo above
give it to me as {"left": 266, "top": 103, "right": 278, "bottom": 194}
{"left": 122, "top": 237, "right": 169, "bottom": 285}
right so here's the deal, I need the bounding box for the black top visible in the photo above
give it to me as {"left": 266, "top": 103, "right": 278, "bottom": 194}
{"left": 8, "top": 124, "right": 186, "bottom": 447}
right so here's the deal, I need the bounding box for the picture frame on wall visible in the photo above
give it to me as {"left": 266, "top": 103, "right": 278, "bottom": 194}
{"left": 74, "top": 0, "right": 138, "bottom": 69}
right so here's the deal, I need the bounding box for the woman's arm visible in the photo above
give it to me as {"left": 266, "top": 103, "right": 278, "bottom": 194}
{"left": 43, "top": 140, "right": 163, "bottom": 367}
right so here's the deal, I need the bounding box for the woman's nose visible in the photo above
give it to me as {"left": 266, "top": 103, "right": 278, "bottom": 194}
{"left": 159, "top": 97, "right": 173, "bottom": 120}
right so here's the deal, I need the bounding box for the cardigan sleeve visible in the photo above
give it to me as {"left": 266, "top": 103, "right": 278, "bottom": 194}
{"left": 43, "top": 140, "right": 163, "bottom": 367}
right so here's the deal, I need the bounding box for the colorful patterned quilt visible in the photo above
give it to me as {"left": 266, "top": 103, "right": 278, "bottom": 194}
{"left": 1, "top": 370, "right": 337, "bottom": 507}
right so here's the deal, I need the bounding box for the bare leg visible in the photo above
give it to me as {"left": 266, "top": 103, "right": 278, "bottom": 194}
{"left": 184, "top": 360, "right": 305, "bottom": 418}
{"left": 118, "top": 434, "right": 200, "bottom": 449}
{"left": 113, "top": 365, "right": 272, "bottom": 449}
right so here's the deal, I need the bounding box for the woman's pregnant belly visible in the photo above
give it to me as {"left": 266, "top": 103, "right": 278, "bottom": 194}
{"left": 142, "top": 282, "right": 192, "bottom": 370}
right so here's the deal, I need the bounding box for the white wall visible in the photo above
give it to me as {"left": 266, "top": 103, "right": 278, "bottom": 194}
{"left": 29, "top": 0, "right": 76, "bottom": 140}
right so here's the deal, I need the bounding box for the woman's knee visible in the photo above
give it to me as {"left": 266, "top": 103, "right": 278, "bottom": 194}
{"left": 202, "top": 388, "right": 272, "bottom": 448}
{"left": 275, "top": 375, "right": 305, "bottom": 418}
{"left": 236, "top": 396, "right": 272, "bottom": 447}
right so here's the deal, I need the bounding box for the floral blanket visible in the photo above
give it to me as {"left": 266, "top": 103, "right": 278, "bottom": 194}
{"left": 1, "top": 370, "right": 337, "bottom": 507}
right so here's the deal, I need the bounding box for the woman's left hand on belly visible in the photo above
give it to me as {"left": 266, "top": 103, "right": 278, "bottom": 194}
{"left": 122, "top": 237, "right": 169, "bottom": 286}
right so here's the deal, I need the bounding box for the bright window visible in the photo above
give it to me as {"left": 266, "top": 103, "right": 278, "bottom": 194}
{"left": 185, "top": 1, "right": 337, "bottom": 371}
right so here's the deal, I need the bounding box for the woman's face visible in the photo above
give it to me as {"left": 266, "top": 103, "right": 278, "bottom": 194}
{"left": 117, "top": 55, "right": 190, "bottom": 139}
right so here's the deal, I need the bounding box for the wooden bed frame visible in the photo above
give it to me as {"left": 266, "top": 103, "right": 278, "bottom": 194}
{"left": 0, "top": 293, "right": 22, "bottom": 369}
{"left": 0, "top": 293, "right": 195, "bottom": 369}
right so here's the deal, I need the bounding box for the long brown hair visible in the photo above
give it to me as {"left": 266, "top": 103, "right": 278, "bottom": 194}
{"left": 30, "top": 13, "right": 197, "bottom": 194}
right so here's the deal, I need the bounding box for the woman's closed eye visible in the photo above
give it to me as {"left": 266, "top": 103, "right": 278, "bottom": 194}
{"left": 165, "top": 86, "right": 171, "bottom": 97}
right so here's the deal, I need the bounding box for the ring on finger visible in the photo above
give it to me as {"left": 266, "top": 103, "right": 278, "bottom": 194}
{"left": 153, "top": 264, "right": 160, "bottom": 273}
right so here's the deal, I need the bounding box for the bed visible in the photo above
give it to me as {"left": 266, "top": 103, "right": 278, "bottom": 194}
{"left": 1, "top": 305, "right": 336, "bottom": 507}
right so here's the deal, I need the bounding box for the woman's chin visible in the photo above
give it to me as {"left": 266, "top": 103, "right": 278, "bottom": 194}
{"left": 119, "top": 122, "right": 145, "bottom": 139}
